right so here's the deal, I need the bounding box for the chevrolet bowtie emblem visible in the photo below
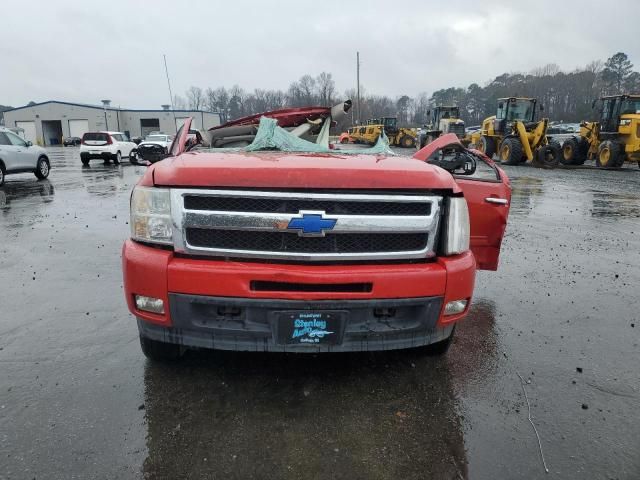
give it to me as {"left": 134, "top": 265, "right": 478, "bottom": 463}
{"left": 286, "top": 212, "right": 337, "bottom": 236}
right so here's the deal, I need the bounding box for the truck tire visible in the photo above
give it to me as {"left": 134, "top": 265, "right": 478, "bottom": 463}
{"left": 561, "top": 137, "right": 588, "bottom": 165}
{"left": 534, "top": 140, "right": 561, "bottom": 168}
{"left": 479, "top": 136, "right": 496, "bottom": 158}
{"left": 596, "top": 140, "right": 622, "bottom": 168}
{"left": 401, "top": 135, "right": 415, "bottom": 148}
{"left": 421, "top": 326, "right": 456, "bottom": 356}
{"left": 499, "top": 138, "right": 524, "bottom": 165}
{"left": 139, "top": 336, "right": 183, "bottom": 361}
{"left": 34, "top": 156, "right": 50, "bottom": 179}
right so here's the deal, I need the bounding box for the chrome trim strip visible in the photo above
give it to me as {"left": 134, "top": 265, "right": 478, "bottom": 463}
{"left": 175, "top": 188, "right": 439, "bottom": 203}
{"left": 182, "top": 210, "right": 437, "bottom": 234}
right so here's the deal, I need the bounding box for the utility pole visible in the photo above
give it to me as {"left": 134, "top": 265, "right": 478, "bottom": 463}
{"left": 356, "top": 51, "right": 361, "bottom": 124}
{"left": 163, "top": 54, "right": 178, "bottom": 133}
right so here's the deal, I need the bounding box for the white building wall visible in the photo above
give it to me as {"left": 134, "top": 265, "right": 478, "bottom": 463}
{"left": 4, "top": 102, "right": 221, "bottom": 145}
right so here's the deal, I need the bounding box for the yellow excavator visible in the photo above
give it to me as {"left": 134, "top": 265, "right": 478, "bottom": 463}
{"left": 561, "top": 94, "right": 640, "bottom": 168}
{"left": 471, "top": 97, "right": 561, "bottom": 168}
{"left": 346, "top": 117, "right": 416, "bottom": 147}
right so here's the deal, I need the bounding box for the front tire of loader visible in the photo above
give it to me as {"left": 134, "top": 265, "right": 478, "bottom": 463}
{"left": 561, "top": 137, "right": 586, "bottom": 165}
{"left": 479, "top": 136, "right": 496, "bottom": 158}
{"left": 401, "top": 135, "right": 415, "bottom": 148}
{"left": 499, "top": 138, "right": 524, "bottom": 165}
{"left": 596, "top": 140, "right": 623, "bottom": 168}
{"left": 533, "top": 140, "right": 561, "bottom": 168}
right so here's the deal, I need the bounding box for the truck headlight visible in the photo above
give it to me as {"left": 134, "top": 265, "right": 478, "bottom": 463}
{"left": 131, "top": 187, "right": 173, "bottom": 245}
{"left": 443, "top": 197, "right": 470, "bottom": 255}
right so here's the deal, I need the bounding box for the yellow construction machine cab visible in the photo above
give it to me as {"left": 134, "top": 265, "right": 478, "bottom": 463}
{"left": 488, "top": 97, "right": 537, "bottom": 133}
{"left": 419, "top": 106, "right": 466, "bottom": 148}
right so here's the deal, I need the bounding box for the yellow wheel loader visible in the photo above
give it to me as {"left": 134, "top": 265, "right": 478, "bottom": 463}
{"left": 471, "top": 97, "right": 561, "bottom": 168}
{"left": 561, "top": 94, "right": 640, "bottom": 169}
{"left": 349, "top": 117, "right": 416, "bottom": 148}
{"left": 418, "top": 106, "right": 466, "bottom": 148}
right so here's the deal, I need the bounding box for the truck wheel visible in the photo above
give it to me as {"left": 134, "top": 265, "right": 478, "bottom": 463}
{"left": 421, "top": 326, "right": 456, "bottom": 356}
{"left": 401, "top": 135, "right": 415, "bottom": 148}
{"left": 596, "top": 141, "right": 622, "bottom": 168}
{"left": 562, "top": 137, "right": 588, "bottom": 165}
{"left": 499, "top": 138, "right": 524, "bottom": 165}
{"left": 139, "top": 336, "right": 183, "bottom": 361}
{"left": 479, "top": 136, "right": 496, "bottom": 158}
{"left": 34, "top": 157, "right": 50, "bottom": 179}
{"left": 534, "top": 140, "right": 561, "bottom": 168}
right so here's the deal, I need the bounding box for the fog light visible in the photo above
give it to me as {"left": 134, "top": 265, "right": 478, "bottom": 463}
{"left": 444, "top": 299, "right": 468, "bottom": 316}
{"left": 135, "top": 295, "right": 164, "bottom": 314}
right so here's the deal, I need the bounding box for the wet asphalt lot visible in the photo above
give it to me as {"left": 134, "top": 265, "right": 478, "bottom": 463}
{"left": 1, "top": 147, "right": 639, "bottom": 479}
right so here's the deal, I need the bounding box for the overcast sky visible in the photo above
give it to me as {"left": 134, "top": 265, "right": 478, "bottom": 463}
{"left": 1, "top": 0, "right": 637, "bottom": 109}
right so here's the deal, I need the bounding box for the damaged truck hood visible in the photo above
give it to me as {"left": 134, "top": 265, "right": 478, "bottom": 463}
{"left": 150, "top": 151, "right": 461, "bottom": 191}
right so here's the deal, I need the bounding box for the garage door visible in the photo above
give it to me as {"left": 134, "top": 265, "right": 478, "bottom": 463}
{"left": 69, "top": 119, "right": 89, "bottom": 139}
{"left": 16, "top": 121, "right": 36, "bottom": 143}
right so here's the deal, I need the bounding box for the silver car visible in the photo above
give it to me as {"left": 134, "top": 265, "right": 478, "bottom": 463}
{"left": 0, "top": 127, "right": 50, "bottom": 186}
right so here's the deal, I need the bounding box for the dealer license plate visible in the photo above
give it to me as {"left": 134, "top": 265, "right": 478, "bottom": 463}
{"left": 276, "top": 311, "right": 346, "bottom": 345}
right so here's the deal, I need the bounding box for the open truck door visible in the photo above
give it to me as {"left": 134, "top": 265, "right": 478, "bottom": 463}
{"left": 170, "top": 117, "right": 193, "bottom": 157}
{"left": 414, "top": 134, "right": 511, "bottom": 270}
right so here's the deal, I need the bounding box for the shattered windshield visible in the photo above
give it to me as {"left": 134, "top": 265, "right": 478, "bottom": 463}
{"left": 194, "top": 116, "right": 396, "bottom": 156}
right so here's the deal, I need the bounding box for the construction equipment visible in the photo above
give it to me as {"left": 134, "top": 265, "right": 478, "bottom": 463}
{"left": 357, "top": 117, "right": 417, "bottom": 147}
{"left": 471, "top": 97, "right": 561, "bottom": 168}
{"left": 561, "top": 94, "right": 640, "bottom": 168}
{"left": 418, "top": 106, "right": 466, "bottom": 148}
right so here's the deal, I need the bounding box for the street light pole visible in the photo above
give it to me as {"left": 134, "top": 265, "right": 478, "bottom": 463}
{"left": 356, "top": 51, "right": 361, "bottom": 124}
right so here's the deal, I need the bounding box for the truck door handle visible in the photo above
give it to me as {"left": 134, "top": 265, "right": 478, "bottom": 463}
{"left": 485, "top": 197, "right": 509, "bottom": 205}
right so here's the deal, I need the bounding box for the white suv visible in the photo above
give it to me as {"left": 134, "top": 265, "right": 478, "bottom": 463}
{"left": 0, "top": 127, "right": 50, "bottom": 186}
{"left": 79, "top": 131, "right": 137, "bottom": 165}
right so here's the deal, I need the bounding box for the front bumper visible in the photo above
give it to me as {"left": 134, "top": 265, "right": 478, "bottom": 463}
{"left": 123, "top": 240, "right": 476, "bottom": 352}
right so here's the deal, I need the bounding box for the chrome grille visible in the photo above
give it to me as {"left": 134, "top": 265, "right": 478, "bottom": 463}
{"left": 171, "top": 189, "right": 442, "bottom": 261}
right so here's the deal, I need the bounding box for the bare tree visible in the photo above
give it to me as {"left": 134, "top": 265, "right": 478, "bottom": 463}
{"left": 298, "top": 75, "right": 317, "bottom": 104}
{"left": 531, "top": 63, "right": 561, "bottom": 77}
{"left": 316, "top": 72, "right": 335, "bottom": 106}
{"left": 186, "top": 86, "right": 204, "bottom": 110}
{"left": 173, "top": 94, "right": 186, "bottom": 110}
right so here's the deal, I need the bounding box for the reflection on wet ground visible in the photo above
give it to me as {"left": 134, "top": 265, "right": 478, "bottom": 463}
{"left": 591, "top": 191, "right": 640, "bottom": 218}
{"left": 143, "top": 350, "right": 467, "bottom": 479}
{"left": 1, "top": 148, "right": 639, "bottom": 479}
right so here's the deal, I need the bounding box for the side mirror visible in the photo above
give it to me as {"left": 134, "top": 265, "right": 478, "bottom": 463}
{"left": 26, "top": 141, "right": 33, "bottom": 147}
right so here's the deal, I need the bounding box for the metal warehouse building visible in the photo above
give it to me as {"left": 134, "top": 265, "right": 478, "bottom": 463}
{"left": 3, "top": 100, "right": 221, "bottom": 146}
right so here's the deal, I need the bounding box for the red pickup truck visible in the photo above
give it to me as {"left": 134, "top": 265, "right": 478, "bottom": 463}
{"left": 122, "top": 102, "right": 510, "bottom": 360}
